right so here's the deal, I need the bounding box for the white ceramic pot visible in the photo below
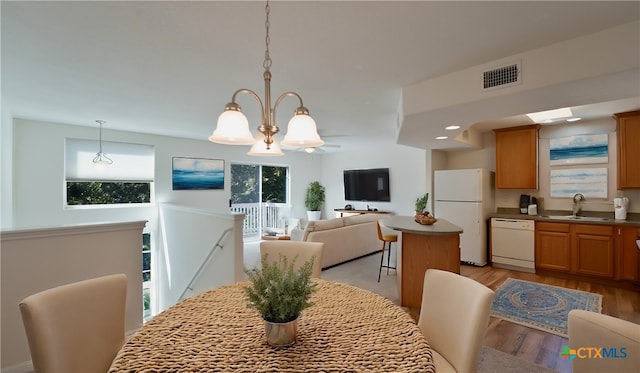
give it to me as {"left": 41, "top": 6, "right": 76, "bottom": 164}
{"left": 307, "top": 211, "right": 321, "bottom": 221}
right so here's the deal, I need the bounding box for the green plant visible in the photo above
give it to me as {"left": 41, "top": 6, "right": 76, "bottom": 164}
{"left": 304, "top": 181, "right": 325, "bottom": 211}
{"left": 244, "top": 254, "right": 317, "bottom": 323}
{"left": 415, "top": 193, "right": 429, "bottom": 213}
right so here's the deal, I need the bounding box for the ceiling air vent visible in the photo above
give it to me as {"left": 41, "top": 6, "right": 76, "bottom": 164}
{"left": 482, "top": 62, "right": 521, "bottom": 90}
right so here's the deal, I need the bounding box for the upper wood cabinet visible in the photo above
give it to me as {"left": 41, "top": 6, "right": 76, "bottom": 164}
{"left": 614, "top": 110, "right": 640, "bottom": 189}
{"left": 494, "top": 125, "right": 540, "bottom": 189}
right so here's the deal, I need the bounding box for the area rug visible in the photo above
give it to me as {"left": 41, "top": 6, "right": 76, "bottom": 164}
{"left": 478, "top": 346, "right": 558, "bottom": 373}
{"left": 490, "top": 278, "right": 602, "bottom": 337}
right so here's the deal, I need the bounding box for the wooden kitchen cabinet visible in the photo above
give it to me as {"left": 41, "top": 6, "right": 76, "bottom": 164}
{"left": 617, "top": 226, "right": 640, "bottom": 282}
{"left": 494, "top": 125, "right": 540, "bottom": 189}
{"left": 535, "top": 221, "right": 619, "bottom": 280}
{"left": 536, "top": 222, "right": 571, "bottom": 272}
{"left": 572, "top": 224, "right": 615, "bottom": 278}
{"left": 614, "top": 110, "right": 640, "bottom": 189}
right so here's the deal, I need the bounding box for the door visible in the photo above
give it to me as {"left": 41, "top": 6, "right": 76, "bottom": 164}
{"left": 230, "top": 163, "right": 289, "bottom": 238}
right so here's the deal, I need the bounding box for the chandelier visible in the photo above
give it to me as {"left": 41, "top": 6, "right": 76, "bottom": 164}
{"left": 93, "top": 120, "right": 113, "bottom": 166}
{"left": 208, "top": 0, "right": 324, "bottom": 156}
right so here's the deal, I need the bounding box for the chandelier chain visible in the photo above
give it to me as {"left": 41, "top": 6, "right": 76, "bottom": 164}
{"left": 263, "top": 0, "right": 272, "bottom": 71}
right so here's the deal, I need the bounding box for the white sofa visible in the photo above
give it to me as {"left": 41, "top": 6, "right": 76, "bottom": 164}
{"left": 290, "top": 213, "right": 392, "bottom": 269}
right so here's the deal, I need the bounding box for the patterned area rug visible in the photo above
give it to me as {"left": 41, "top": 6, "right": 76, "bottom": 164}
{"left": 491, "top": 278, "right": 602, "bottom": 337}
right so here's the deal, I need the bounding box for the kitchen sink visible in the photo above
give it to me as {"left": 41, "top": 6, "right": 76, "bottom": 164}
{"left": 541, "top": 215, "right": 613, "bottom": 222}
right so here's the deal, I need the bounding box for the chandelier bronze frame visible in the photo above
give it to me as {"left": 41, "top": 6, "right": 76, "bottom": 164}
{"left": 209, "top": 0, "right": 323, "bottom": 155}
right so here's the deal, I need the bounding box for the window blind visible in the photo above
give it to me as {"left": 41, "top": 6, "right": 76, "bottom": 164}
{"left": 65, "top": 138, "right": 155, "bottom": 182}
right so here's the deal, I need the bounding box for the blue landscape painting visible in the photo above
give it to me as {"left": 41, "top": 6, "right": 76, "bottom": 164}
{"left": 550, "top": 168, "right": 607, "bottom": 198}
{"left": 172, "top": 157, "right": 224, "bottom": 190}
{"left": 549, "top": 134, "right": 608, "bottom": 165}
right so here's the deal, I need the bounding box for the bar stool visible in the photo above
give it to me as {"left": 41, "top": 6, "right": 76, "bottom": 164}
{"left": 377, "top": 221, "right": 398, "bottom": 282}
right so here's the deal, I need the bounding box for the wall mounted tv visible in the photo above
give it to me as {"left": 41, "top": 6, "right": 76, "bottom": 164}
{"left": 343, "top": 168, "right": 390, "bottom": 202}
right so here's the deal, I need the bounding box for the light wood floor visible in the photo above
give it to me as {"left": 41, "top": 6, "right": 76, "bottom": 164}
{"left": 459, "top": 265, "right": 640, "bottom": 373}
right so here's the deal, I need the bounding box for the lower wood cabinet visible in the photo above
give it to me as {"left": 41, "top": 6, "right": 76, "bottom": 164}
{"left": 572, "top": 224, "right": 614, "bottom": 278}
{"left": 535, "top": 221, "right": 621, "bottom": 280}
{"left": 618, "top": 226, "right": 640, "bottom": 282}
{"left": 536, "top": 222, "right": 571, "bottom": 272}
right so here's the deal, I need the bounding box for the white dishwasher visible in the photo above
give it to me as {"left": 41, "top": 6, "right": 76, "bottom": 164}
{"left": 491, "top": 218, "right": 535, "bottom": 273}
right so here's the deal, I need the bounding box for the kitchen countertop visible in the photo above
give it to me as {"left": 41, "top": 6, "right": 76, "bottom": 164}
{"left": 381, "top": 216, "right": 463, "bottom": 235}
{"left": 491, "top": 208, "right": 640, "bottom": 227}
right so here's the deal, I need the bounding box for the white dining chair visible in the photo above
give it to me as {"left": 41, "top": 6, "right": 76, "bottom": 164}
{"left": 568, "top": 309, "right": 640, "bottom": 373}
{"left": 19, "top": 274, "right": 128, "bottom": 373}
{"left": 260, "top": 240, "right": 324, "bottom": 278}
{"left": 417, "top": 269, "right": 495, "bottom": 373}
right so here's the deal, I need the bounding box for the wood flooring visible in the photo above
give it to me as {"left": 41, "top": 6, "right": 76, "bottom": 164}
{"left": 458, "top": 265, "right": 640, "bottom": 373}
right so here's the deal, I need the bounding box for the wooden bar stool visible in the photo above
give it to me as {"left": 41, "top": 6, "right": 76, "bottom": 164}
{"left": 377, "top": 221, "right": 398, "bottom": 282}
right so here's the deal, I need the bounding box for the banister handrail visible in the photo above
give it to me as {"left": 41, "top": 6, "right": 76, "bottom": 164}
{"left": 178, "top": 227, "right": 233, "bottom": 302}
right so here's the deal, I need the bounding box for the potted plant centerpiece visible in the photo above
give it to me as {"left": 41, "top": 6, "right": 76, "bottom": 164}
{"left": 415, "top": 192, "right": 429, "bottom": 215}
{"left": 414, "top": 192, "right": 436, "bottom": 225}
{"left": 244, "top": 254, "right": 317, "bottom": 346}
{"left": 305, "top": 181, "right": 325, "bottom": 221}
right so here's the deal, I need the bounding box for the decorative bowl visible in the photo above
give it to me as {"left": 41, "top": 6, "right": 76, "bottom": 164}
{"left": 414, "top": 214, "right": 437, "bottom": 225}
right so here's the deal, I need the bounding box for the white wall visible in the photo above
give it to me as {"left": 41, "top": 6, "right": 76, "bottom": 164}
{"left": 401, "top": 21, "right": 639, "bottom": 150}
{"left": 1, "top": 100, "right": 14, "bottom": 228}
{"left": 8, "top": 118, "right": 325, "bottom": 230}
{"left": 321, "top": 145, "right": 428, "bottom": 217}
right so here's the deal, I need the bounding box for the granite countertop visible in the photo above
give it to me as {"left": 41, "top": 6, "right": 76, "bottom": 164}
{"left": 492, "top": 208, "right": 640, "bottom": 227}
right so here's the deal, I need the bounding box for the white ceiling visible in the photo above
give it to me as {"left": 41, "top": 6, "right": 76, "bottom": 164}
{"left": 2, "top": 1, "right": 639, "bottom": 153}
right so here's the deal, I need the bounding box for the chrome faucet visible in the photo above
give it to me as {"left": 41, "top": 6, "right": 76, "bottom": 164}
{"left": 572, "top": 193, "right": 585, "bottom": 217}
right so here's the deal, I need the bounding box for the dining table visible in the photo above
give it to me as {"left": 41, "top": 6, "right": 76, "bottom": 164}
{"left": 109, "top": 279, "right": 435, "bottom": 372}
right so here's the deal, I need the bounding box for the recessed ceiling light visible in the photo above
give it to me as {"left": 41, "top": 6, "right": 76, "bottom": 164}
{"left": 445, "top": 125, "right": 460, "bottom": 130}
{"left": 435, "top": 136, "right": 448, "bottom": 140}
{"left": 566, "top": 117, "right": 581, "bottom": 122}
{"left": 526, "top": 107, "right": 573, "bottom": 122}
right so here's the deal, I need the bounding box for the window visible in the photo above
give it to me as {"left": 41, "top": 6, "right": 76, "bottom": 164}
{"left": 142, "top": 233, "right": 152, "bottom": 319}
{"left": 230, "top": 163, "right": 289, "bottom": 237}
{"left": 65, "top": 138, "right": 154, "bottom": 206}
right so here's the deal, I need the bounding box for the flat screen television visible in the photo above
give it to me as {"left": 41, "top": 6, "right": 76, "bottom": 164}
{"left": 343, "top": 168, "right": 390, "bottom": 202}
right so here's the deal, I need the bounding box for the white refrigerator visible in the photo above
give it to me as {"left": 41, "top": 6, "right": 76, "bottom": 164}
{"left": 434, "top": 168, "right": 494, "bottom": 266}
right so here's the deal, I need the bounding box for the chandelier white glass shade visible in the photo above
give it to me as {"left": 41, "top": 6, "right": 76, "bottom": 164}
{"left": 92, "top": 120, "right": 113, "bottom": 167}
{"left": 209, "top": 108, "right": 254, "bottom": 145}
{"left": 248, "top": 132, "right": 284, "bottom": 156}
{"left": 208, "top": 1, "right": 323, "bottom": 155}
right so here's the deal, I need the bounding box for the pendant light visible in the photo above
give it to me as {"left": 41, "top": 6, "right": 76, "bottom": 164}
{"left": 92, "top": 120, "right": 113, "bottom": 167}
{"left": 208, "top": 0, "right": 324, "bottom": 155}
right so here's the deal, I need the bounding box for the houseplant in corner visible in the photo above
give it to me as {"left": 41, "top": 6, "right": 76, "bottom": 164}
{"left": 305, "top": 181, "right": 325, "bottom": 221}
{"left": 244, "top": 254, "right": 317, "bottom": 346}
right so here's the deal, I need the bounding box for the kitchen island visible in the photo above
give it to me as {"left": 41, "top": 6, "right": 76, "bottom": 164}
{"left": 381, "top": 216, "right": 463, "bottom": 309}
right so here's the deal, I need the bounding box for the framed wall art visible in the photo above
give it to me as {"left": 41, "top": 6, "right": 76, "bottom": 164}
{"left": 550, "top": 168, "right": 607, "bottom": 198}
{"left": 549, "top": 133, "right": 608, "bottom": 166}
{"left": 172, "top": 157, "right": 225, "bottom": 190}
